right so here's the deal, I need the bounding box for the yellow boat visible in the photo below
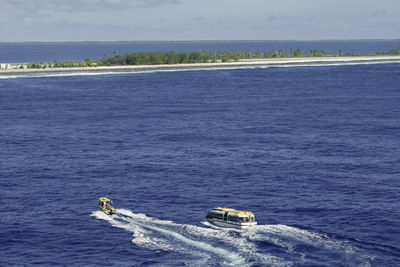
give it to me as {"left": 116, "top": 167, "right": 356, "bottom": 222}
{"left": 206, "top": 207, "right": 257, "bottom": 229}
{"left": 98, "top": 197, "right": 116, "bottom": 215}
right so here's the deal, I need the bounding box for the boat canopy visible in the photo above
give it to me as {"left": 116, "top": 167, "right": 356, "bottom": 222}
{"left": 213, "top": 207, "right": 254, "bottom": 216}
{"left": 99, "top": 197, "right": 112, "bottom": 202}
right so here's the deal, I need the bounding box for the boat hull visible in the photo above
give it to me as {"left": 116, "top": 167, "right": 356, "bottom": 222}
{"left": 98, "top": 203, "right": 115, "bottom": 215}
{"left": 102, "top": 209, "right": 115, "bottom": 215}
{"left": 207, "top": 218, "right": 257, "bottom": 229}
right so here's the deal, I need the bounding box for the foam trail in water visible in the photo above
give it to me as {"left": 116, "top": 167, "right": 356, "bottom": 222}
{"left": 130, "top": 218, "right": 245, "bottom": 266}
{"left": 92, "top": 209, "right": 373, "bottom": 266}
{"left": 92, "top": 210, "right": 247, "bottom": 266}
{"left": 92, "top": 209, "right": 289, "bottom": 266}
{"left": 243, "top": 224, "right": 373, "bottom": 266}
{"left": 117, "top": 209, "right": 288, "bottom": 266}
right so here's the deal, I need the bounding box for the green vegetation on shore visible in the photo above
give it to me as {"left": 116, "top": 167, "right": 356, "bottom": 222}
{"left": 26, "top": 45, "right": 400, "bottom": 69}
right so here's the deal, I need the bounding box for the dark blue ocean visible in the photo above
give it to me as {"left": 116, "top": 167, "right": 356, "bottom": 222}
{"left": 1, "top": 43, "right": 400, "bottom": 266}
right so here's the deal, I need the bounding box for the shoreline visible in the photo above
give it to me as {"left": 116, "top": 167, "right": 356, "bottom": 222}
{"left": 1, "top": 55, "right": 400, "bottom": 74}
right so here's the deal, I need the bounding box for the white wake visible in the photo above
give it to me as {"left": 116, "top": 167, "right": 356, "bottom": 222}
{"left": 92, "top": 209, "right": 288, "bottom": 266}
{"left": 91, "top": 209, "right": 372, "bottom": 266}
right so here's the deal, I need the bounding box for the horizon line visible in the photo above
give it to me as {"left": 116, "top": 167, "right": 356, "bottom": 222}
{"left": 1, "top": 39, "right": 400, "bottom": 44}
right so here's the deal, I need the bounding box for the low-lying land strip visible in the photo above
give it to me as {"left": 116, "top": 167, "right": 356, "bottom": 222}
{"left": 1, "top": 47, "right": 400, "bottom": 74}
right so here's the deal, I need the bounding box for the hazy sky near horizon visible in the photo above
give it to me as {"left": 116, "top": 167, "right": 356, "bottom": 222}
{"left": 1, "top": 0, "right": 399, "bottom": 42}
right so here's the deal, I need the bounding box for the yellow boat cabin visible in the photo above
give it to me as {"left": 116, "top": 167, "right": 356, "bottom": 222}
{"left": 98, "top": 197, "right": 116, "bottom": 215}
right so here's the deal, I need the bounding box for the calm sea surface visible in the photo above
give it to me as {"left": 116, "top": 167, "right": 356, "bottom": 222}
{"left": 1, "top": 42, "right": 400, "bottom": 266}
{"left": 0, "top": 40, "right": 399, "bottom": 63}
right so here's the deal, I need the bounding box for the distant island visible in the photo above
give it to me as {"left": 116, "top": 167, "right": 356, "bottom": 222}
{"left": 1, "top": 46, "right": 400, "bottom": 73}
{"left": 24, "top": 45, "right": 400, "bottom": 69}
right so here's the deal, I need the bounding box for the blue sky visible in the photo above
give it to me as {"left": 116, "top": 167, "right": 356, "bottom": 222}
{"left": 1, "top": 0, "right": 399, "bottom": 41}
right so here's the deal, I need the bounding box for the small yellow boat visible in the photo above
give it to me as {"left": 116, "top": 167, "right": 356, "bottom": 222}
{"left": 98, "top": 197, "right": 116, "bottom": 215}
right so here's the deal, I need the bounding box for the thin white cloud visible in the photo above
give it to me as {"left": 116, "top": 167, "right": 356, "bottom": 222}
{"left": 0, "top": 0, "right": 179, "bottom": 13}
{"left": 0, "top": 0, "right": 180, "bottom": 24}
